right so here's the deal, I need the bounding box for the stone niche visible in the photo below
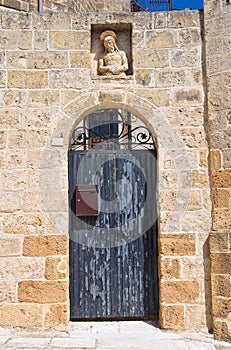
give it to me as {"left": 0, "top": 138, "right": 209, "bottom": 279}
{"left": 90, "top": 23, "right": 133, "bottom": 77}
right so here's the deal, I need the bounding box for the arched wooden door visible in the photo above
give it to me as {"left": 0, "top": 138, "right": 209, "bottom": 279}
{"left": 68, "top": 109, "right": 159, "bottom": 319}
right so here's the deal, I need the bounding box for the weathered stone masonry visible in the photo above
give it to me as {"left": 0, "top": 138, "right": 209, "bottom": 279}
{"left": 0, "top": 0, "right": 130, "bottom": 13}
{"left": 204, "top": 0, "right": 231, "bottom": 341}
{"left": 0, "top": 0, "right": 95, "bottom": 13}
{"left": 0, "top": 0, "right": 230, "bottom": 341}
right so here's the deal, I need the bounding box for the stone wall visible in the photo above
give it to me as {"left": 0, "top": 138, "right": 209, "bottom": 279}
{"left": 204, "top": 0, "right": 231, "bottom": 341}
{"left": 0, "top": 10, "right": 212, "bottom": 333}
{"left": 95, "top": 0, "right": 130, "bottom": 12}
{"left": 0, "top": 0, "right": 96, "bottom": 12}
{"left": 0, "top": 0, "right": 36, "bottom": 12}
{"left": 0, "top": 0, "right": 130, "bottom": 12}
{"left": 42, "top": 0, "right": 96, "bottom": 12}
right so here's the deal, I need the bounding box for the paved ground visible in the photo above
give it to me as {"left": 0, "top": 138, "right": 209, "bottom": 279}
{"left": 0, "top": 321, "right": 231, "bottom": 350}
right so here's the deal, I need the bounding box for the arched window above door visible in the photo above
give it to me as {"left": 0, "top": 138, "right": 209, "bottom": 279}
{"left": 69, "top": 108, "right": 155, "bottom": 151}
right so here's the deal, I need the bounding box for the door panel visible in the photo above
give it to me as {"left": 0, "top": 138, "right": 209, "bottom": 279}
{"left": 69, "top": 150, "right": 159, "bottom": 319}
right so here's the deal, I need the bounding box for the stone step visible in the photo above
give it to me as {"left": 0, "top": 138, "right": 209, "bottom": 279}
{"left": 50, "top": 337, "right": 96, "bottom": 348}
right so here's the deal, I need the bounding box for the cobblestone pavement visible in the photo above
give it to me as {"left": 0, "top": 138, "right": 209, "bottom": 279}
{"left": 0, "top": 322, "right": 231, "bottom": 350}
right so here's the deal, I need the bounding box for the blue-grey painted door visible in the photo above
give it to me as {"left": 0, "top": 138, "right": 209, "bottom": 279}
{"left": 69, "top": 150, "right": 159, "bottom": 319}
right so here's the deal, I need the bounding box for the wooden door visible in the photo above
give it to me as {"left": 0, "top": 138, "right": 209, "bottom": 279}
{"left": 69, "top": 149, "right": 159, "bottom": 319}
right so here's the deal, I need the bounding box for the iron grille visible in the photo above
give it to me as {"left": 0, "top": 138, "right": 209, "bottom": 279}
{"left": 69, "top": 109, "right": 155, "bottom": 151}
{"left": 131, "top": 0, "right": 172, "bottom": 12}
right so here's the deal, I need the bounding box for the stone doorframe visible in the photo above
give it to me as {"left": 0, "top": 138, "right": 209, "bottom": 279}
{"left": 47, "top": 90, "right": 211, "bottom": 331}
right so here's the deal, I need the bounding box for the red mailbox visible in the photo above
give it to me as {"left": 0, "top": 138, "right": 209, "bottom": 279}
{"left": 76, "top": 185, "right": 98, "bottom": 216}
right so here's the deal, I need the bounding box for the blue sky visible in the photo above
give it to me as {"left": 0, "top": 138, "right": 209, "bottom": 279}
{"left": 135, "top": 0, "right": 204, "bottom": 11}
{"left": 173, "top": 0, "right": 203, "bottom": 10}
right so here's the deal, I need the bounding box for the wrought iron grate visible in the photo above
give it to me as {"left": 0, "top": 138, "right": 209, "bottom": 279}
{"left": 69, "top": 109, "right": 155, "bottom": 151}
{"left": 131, "top": 0, "right": 172, "bottom": 12}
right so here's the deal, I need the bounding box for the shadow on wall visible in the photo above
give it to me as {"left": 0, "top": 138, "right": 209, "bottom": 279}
{"left": 203, "top": 237, "right": 213, "bottom": 333}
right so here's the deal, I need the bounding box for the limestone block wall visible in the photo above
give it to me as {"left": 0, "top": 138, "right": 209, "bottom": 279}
{"left": 204, "top": 0, "right": 231, "bottom": 341}
{"left": 0, "top": 0, "right": 36, "bottom": 12}
{"left": 0, "top": 0, "right": 96, "bottom": 12}
{"left": 0, "top": 10, "right": 212, "bottom": 332}
{"left": 42, "top": 0, "right": 96, "bottom": 13}
{"left": 95, "top": 0, "right": 131, "bottom": 12}
{"left": 0, "top": 0, "right": 130, "bottom": 12}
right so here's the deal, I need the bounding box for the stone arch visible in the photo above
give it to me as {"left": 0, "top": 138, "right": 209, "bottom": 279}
{"left": 67, "top": 98, "right": 160, "bottom": 320}
{"left": 52, "top": 91, "right": 161, "bottom": 149}
{"left": 53, "top": 90, "right": 188, "bottom": 160}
